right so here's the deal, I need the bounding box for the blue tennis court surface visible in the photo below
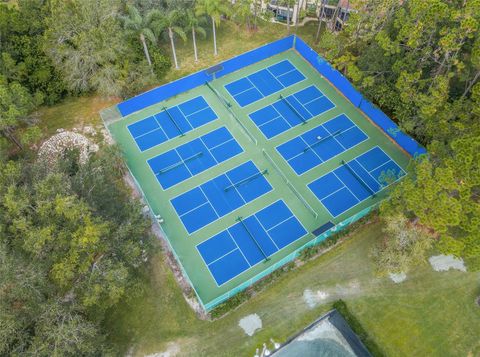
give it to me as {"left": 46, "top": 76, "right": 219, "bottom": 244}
{"left": 248, "top": 85, "right": 335, "bottom": 139}
{"left": 171, "top": 161, "right": 272, "bottom": 234}
{"left": 197, "top": 200, "right": 307, "bottom": 285}
{"left": 224, "top": 60, "right": 305, "bottom": 107}
{"left": 276, "top": 114, "right": 368, "bottom": 175}
{"left": 147, "top": 127, "right": 243, "bottom": 190}
{"left": 127, "top": 96, "right": 218, "bottom": 151}
{"left": 308, "top": 147, "right": 406, "bottom": 217}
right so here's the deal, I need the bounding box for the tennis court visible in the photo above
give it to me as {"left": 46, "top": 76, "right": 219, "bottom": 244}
{"left": 127, "top": 96, "right": 218, "bottom": 151}
{"left": 171, "top": 161, "right": 272, "bottom": 234}
{"left": 147, "top": 126, "right": 243, "bottom": 189}
{"left": 197, "top": 200, "right": 307, "bottom": 285}
{"left": 225, "top": 59, "right": 305, "bottom": 107}
{"left": 276, "top": 114, "right": 368, "bottom": 175}
{"left": 248, "top": 85, "right": 335, "bottom": 139}
{"left": 308, "top": 147, "right": 406, "bottom": 217}
{"left": 105, "top": 35, "right": 423, "bottom": 311}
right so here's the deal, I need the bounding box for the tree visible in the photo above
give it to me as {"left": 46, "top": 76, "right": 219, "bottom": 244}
{"left": 0, "top": 0, "right": 67, "bottom": 105}
{"left": 0, "top": 81, "right": 39, "bottom": 150}
{"left": 186, "top": 8, "right": 207, "bottom": 62}
{"left": 149, "top": 6, "right": 187, "bottom": 70}
{"left": 284, "top": 0, "right": 296, "bottom": 34}
{"left": 196, "top": 0, "right": 230, "bottom": 56}
{"left": 44, "top": 0, "right": 153, "bottom": 96}
{"left": 233, "top": 0, "right": 254, "bottom": 30}
{"left": 383, "top": 136, "right": 480, "bottom": 270}
{"left": 0, "top": 147, "right": 154, "bottom": 354}
{"left": 121, "top": 4, "right": 157, "bottom": 67}
{"left": 372, "top": 214, "right": 434, "bottom": 274}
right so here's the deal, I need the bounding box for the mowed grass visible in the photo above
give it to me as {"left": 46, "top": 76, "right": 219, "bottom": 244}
{"left": 105, "top": 219, "right": 480, "bottom": 356}
{"left": 34, "top": 21, "right": 480, "bottom": 357}
{"left": 35, "top": 95, "right": 118, "bottom": 138}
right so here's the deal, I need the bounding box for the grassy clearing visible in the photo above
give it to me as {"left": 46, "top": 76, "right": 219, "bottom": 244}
{"left": 105, "top": 219, "right": 480, "bottom": 356}
{"left": 34, "top": 95, "right": 118, "bottom": 139}
{"left": 161, "top": 19, "right": 288, "bottom": 82}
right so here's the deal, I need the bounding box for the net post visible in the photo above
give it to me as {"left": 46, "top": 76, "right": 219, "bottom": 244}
{"left": 205, "top": 82, "right": 258, "bottom": 146}
{"left": 163, "top": 107, "right": 185, "bottom": 136}
{"left": 158, "top": 152, "right": 204, "bottom": 174}
{"left": 279, "top": 94, "right": 306, "bottom": 125}
{"left": 236, "top": 216, "right": 270, "bottom": 262}
{"left": 262, "top": 149, "right": 318, "bottom": 218}
{"left": 340, "top": 160, "right": 376, "bottom": 197}
{"left": 224, "top": 169, "right": 268, "bottom": 192}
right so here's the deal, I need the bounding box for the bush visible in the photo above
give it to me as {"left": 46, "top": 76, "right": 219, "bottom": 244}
{"left": 151, "top": 50, "right": 172, "bottom": 80}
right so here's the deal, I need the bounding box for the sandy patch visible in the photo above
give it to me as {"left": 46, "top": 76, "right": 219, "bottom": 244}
{"left": 389, "top": 272, "right": 407, "bottom": 283}
{"left": 239, "top": 314, "right": 262, "bottom": 336}
{"left": 303, "top": 289, "right": 330, "bottom": 309}
{"left": 429, "top": 254, "right": 466, "bottom": 272}
{"left": 303, "top": 280, "right": 361, "bottom": 309}
{"left": 144, "top": 342, "right": 180, "bottom": 357}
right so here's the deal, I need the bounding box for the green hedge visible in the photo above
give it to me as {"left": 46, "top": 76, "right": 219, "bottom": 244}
{"left": 332, "top": 300, "right": 385, "bottom": 357}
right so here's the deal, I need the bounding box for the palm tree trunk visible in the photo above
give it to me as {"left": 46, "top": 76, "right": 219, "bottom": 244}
{"left": 192, "top": 27, "right": 198, "bottom": 62}
{"left": 212, "top": 16, "right": 218, "bottom": 56}
{"left": 140, "top": 34, "right": 152, "bottom": 67}
{"left": 169, "top": 27, "right": 179, "bottom": 69}
{"left": 253, "top": 0, "right": 258, "bottom": 30}
{"left": 315, "top": 0, "right": 326, "bottom": 43}
{"left": 287, "top": 3, "right": 291, "bottom": 34}
{"left": 295, "top": 0, "right": 302, "bottom": 33}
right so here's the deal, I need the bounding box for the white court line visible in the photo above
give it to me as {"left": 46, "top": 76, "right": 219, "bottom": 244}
{"left": 265, "top": 67, "right": 285, "bottom": 89}
{"left": 207, "top": 137, "right": 235, "bottom": 151}
{"left": 229, "top": 84, "right": 255, "bottom": 98}
{"left": 257, "top": 115, "right": 283, "bottom": 128}
{"left": 179, "top": 201, "right": 210, "bottom": 218}
{"left": 266, "top": 214, "right": 295, "bottom": 234}
{"left": 199, "top": 185, "right": 221, "bottom": 218}
{"left": 224, "top": 172, "right": 248, "bottom": 205}
{"left": 200, "top": 199, "right": 308, "bottom": 287}
{"left": 227, "top": 229, "right": 252, "bottom": 267}
{"left": 205, "top": 247, "right": 239, "bottom": 267}
{"left": 130, "top": 121, "right": 161, "bottom": 139}
{"left": 246, "top": 76, "right": 264, "bottom": 98}
{"left": 332, "top": 171, "right": 362, "bottom": 202}
{"left": 319, "top": 185, "right": 347, "bottom": 201}
{"left": 254, "top": 216, "right": 280, "bottom": 251}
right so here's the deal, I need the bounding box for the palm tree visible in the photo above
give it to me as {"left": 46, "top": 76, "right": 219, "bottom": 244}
{"left": 121, "top": 5, "right": 157, "bottom": 67}
{"left": 315, "top": 0, "right": 327, "bottom": 43}
{"left": 196, "top": 0, "right": 230, "bottom": 56}
{"left": 253, "top": 0, "right": 258, "bottom": 30}
{"left": 294, "top": 0, "right": 303, "bottom": 33}
{"left": 285, "top": 0, "right": 296, "bottom": 34}
{"left": 233, "top": 0, "right": 253, "bottom": 30}
{"left": 149, "top": 8, "right": 187, "bottom": 69}
{"left": 186, "top": 8, "right": 207, "bottom": 62}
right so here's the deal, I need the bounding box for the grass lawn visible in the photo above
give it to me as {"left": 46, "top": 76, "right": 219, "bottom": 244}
{"left": 33, "top": 20, "right": 480, "bottom": 357}
{"left": 105, "top": 218, "right": 480, "bottom": 356}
